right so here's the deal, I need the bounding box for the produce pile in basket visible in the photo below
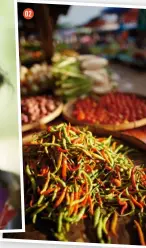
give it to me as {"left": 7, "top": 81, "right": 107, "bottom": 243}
{"left": 20, "top": 51, "right": 118, "bottom": 100}
{"left": 21, "top": 95, "right": 60, "bottom": 125}
{"left": 71, "top": 93, "right": 146, "bottom": 130}
{"left": 24, "top": 123, "right": 146, "bottom": 244}
{"left": 51, "top": 53, "right": 118, "bottom": 101}
{"left": 20, "top": 64, "right": 53, "bottom": 96}
{"left": 19, "top": 36, "right": 44, "bottom": 65}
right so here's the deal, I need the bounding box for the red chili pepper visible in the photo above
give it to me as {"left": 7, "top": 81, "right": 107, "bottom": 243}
{"left": 121, "top": 202, "right": 128, "bottom": 215}
{"left": 73, "top": 192, "right": 79, "bottom": 214}
{"left": 140, "top": 174, "right": 146, "bottom": 187}
{"left": 57, "top": 147, "right": 68, "bottom": 153}
{"left": 29, "top": 195, "right": 34, "bottom": 207}
{"left": 62, "top": 157, "right": 67, "bottom": 181}
{"left": 91, "top": 148, "right": 98, "bottom": 153}
{"left": 69, "top": 192, "right": 75, "bottom": 216}
{"left": 134, "top": 220, "right": 146, "bottom": 246}
{"left": 41, "top": 187, "right": 56, "bottom": 196}
{"left": 131, "top": 166, "right": 137, "bottom": 188}
{"left": 88, "top": 196, "right": 94, "bottom": 215}
{"left": 105, "top": 165, "right": 113, "bottom": 171}
{"left": 112, "top": 178, "right": 121, "bottom": 187}
{"left": 130, "top": 195, "right": 143, "bottom": 211}
{"left": 115, "top": 167, "right": 121, "bottom": 181}
{"left": 118, "top": 198, "right": 128, "bottom": 215}
{"left": 38, "top": 166, "right": 49, "bottom": 176}
{"left": 54, "top": 188, "right": 67, "bottom": 208}
{"left": 101, "top": 150, "right": 110, "bottom": 164}
{"left": 97, "top": 137, "right": 106, "bottom": 142}
{"left": 72, "top": 137, "right": 82, "bottom": 144}
{"left": 67, "top": 163, "right": 80, "bottom": 172}
{"left": 70, "top": 127, "right": 81, "bottom": 134}
{"left": 80, "top": 195, "right": 88, "bottom": 207}
{"left": 85, "top": 165, "right": 93, "bottom": 173}
{"left": 48, "top": 126, "right": 52, "bottom": 132}
{"left": 81, "top": 214, "right": 88, "bottom": 219}
{"left": 80, "top": 183, "right": 86, "bottom": 194}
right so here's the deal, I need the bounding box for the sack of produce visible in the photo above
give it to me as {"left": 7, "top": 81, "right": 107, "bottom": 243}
{"left": 83, "top": 68, "right": 117, "bottom": 94}
{"left": 78, "top": 54, "right": 97, "bottom": 62}
{"left": 83, "top": 68, "right": 109, "bottom": 86}
{"left": 81, "top": 57, "right": 108, "bottom": 70}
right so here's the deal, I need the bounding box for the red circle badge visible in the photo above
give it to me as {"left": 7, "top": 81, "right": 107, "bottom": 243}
{"left": 23, "top": 8, "right": 34, "bottom": 20}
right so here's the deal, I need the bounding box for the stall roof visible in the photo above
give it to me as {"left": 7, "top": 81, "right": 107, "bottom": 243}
{"left": 102, "top": 7, "right": 130, "bottom": 15}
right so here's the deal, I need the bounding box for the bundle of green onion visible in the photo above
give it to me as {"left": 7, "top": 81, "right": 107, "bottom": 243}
{"left": 51, "top": 53, "right": 93, "bottom": 101}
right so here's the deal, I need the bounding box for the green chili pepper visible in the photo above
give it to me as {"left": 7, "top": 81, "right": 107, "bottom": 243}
{"left": 63, "top": 126, "right": 71, "bottom": 143}
{"left": 115, "top": 144, "right": 123, "bottom": 153}
{"left": 97, "top": 214, "right": 103, "bottom": 241}
{"left": 54, "top": 232, "right": 68, "bottom": 241}
{"left": 74, "top": 207, "right": 86, "bottom": 222}
{"left": 37, "top": 171, "right": 50, "bottom": 205}
{"left": 65, "top": 223, "right": 70, "bottom": 232}
{"left": 64, "top": 207, "right": 86, "bottom": 223}
{"left": 70, "top": 195, "right": 86, "bottom": 207}
{"left": 94, "top": 207, "right": 101, "bottom": 228}
{"left": 26, "top": 203, "right": 38, "bottom": 214}
{"left": 45, "top": 146, "right": 48, "bottom": 154}
{"left": 52, "top": 187, "right": 59, "bottom": 202}
{"left": 32, "top": 201, "right": 49, "bottom": 224}
{"left": 63, "top": 138, "right": 67, "bottom": 149}
{"left": 102, "top": 212, "right": 112, "bottom": 235}
{"left": 91, "top": 153, "right": 105, "bottom": 161}
{"left": 26, "top": 164, "right": 36, "bottom": 194}
{"left": 51, "top": 174, "right": 66, "bottom": 187}
{"left": 58, "top": 212, "right": 64, "bottom": 233}
{"left": 79, "top": 170, "right": 93, "bottom": 192}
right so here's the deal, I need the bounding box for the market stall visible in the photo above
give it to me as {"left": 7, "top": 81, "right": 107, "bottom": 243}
{"left": 4, "top": 3, "right": 146, "bottom": 246}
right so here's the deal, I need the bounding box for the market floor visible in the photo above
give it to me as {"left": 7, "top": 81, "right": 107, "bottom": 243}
{"left": 110, "top": 62, "right": 146, "bottom": 96}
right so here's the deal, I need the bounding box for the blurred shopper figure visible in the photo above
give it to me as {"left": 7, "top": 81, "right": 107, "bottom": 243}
{"left": 136, "top": 9, "right": 146, "bottom": 48}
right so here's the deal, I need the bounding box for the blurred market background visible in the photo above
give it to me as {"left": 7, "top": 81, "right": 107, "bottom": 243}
{"left": 17, "top": 3, "right": 146, "bottom": 151}
{"left": 18, "top": 4, "right": 146, "bottom": 98}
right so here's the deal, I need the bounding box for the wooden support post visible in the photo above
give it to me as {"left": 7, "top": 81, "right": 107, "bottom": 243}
{"left": 34, "top": 4, "right": 54, "bottom": 63}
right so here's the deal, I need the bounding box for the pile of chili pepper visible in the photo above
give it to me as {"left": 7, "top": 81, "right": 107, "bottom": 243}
{"left": 24, "top": 123, "right": 146, "bottom": 244}
{"left": 73, "top": 93, "right": 146, "bottom": 125}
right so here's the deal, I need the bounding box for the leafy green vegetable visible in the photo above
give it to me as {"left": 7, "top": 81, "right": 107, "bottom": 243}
{"left": 51, "top": 53, "right": 93, "bottom": 101}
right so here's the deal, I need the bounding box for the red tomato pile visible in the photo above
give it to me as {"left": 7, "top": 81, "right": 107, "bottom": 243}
{"left": 73, "top": 93, "right": 146, "bottom": 125}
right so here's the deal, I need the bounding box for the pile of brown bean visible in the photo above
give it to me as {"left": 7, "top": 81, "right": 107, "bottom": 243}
{"left": 21, "top": 95, "right": 59, "bottom": 124}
